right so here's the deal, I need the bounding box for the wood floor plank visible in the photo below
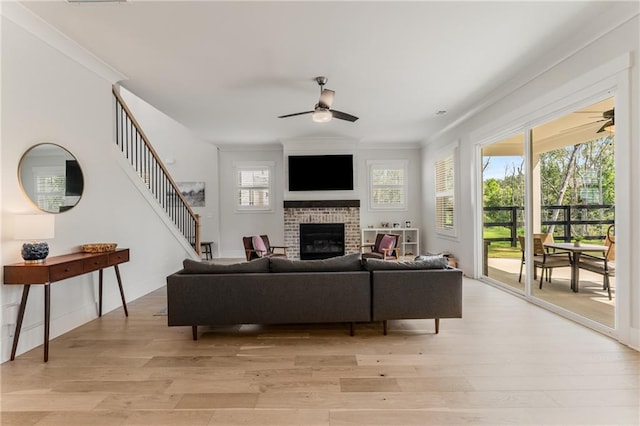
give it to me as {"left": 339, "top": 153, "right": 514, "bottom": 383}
{"left": 175, "top": 393, "right": 260, "bottom": 409}
{"left": 207, "top": 409, "right": 330, "bottom": 425}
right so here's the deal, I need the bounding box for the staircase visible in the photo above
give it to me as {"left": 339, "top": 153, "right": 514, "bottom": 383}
{"left": 112, "top": 87, "right": 201, "bottom": 255}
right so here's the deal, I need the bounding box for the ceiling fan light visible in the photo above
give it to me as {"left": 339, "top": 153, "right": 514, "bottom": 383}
{"left": 312, "top": 108, "right": 332, "bottom": 123}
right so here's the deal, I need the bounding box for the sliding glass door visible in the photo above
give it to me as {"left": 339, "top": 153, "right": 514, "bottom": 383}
{"left": 480, "top": 97, "right": 616, "bottom": 329}
{"left": 482, "top": 133, "right": 526, "bottom": 293}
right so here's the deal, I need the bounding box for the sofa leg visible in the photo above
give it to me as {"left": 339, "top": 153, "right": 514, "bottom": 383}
{"left": 435, "top": 318, "right": 440, "bottom": 334}
{"left": 192, "top": 325, "right": 198, "bottom": 341}
{"left": 350, "top": 322, "right": 355, "bottom": 336}
{"left": 383, "top": 320, "right": 388, "bottom": 335}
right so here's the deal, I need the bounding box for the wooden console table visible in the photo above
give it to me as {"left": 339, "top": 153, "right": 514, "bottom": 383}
{"left": 3, "top": 248, "right": 130, "bottom": 362}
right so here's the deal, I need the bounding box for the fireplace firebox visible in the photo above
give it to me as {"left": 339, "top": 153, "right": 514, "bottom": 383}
{"left": 299, "top": 223, "right": 345, "bottom": 260}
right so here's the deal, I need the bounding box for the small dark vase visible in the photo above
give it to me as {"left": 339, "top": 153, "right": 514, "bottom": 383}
{"left": 21, "top": 242, "right": 49, "bottom": 263}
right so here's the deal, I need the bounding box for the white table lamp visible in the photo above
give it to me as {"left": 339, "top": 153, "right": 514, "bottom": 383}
{"left": 14, "top": 214, "right": 55, "bottom": 263}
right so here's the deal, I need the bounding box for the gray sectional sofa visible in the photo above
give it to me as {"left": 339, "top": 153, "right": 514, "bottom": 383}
{"left": 166, "top": 253, "right": 462, "bottom": 339}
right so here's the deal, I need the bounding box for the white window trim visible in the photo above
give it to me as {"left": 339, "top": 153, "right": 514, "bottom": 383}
{"left": 367, "top": 159, "right": 408, "bottom": 211}
{"left": 434, "top": 143, "right": 458, "bottom": 238}
{"left": 233, "top": 161, "right": 275, "bottom": 213}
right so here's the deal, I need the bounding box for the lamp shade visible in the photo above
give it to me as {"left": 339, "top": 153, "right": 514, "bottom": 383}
{"left": 14, "top": 214, "right": 55, "bottom": 240}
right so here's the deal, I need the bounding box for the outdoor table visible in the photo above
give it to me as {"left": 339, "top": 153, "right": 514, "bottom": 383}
{"left": 544, "top": 242, "right": 608, "bottom": 293}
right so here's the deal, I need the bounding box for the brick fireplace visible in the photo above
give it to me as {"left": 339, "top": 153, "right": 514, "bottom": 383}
{"left": 283, "top": 200, "right": 361, "bottom": 259}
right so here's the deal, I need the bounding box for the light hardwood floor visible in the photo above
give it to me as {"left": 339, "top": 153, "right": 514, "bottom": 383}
{"left": 2, "top": 278, "right": 639, "bottom": 425}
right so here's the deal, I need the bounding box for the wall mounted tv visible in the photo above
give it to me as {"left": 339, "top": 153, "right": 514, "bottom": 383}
{"left": 288, "top": 154, "right": 354, "bottom": 191}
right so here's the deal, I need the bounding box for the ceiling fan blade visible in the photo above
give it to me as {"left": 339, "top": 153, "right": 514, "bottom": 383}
{"left": 560, "top": 119, "right": 604, "bottom": 133}
{"left": 318, "top": 89, "right": 335, "bottom": 109}
{"left": 597, "top": 120, "right": 614, "bottom": 133}
{"left": 278, "top": 111, "right": 314, "bottom": 119}
{"left": 330, "top": 110, "right": 359, "bottom": 122}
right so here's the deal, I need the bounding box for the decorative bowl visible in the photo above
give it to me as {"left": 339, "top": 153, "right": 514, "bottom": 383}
{"left": 81, "top": 243, "right": 117, "bottom": 253}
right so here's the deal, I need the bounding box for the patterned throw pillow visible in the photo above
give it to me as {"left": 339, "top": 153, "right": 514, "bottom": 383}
{"left": 363, "top": 256, "right": 449, "bottom": 271}
{"left": 378, "top": 234, "right": 396, "bottom": 252}
{"left": 252, "top": 235, "right": 267, "bottom": 257}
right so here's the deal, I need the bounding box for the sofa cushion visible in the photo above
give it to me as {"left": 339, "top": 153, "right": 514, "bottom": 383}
{"left": 270, "top": 253, "right": 363, "bottom": 273}
{"left": 364, "top": 255, "right": 449, "bottom": 271}
{"left": 182, "top": 257, "right": 270, "bottom": 274}
{"left": 252, "top": 235, "right": 267, "bottom": 257}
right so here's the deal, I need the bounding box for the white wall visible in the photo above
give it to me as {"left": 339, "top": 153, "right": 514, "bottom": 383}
{"left": 0, "top": 16, "right": 190, "bottom": 362}
{"left": 218, "top": 146, "right": 284, "bottom": 258}
{"left": 217, "top": 142, "right": 423, "bottom": 258}
{"left": 118, "top": 87, "right": 220, "bottom": 256}
{"left": 421, "top": 15, "right": 639, "bottom": 349}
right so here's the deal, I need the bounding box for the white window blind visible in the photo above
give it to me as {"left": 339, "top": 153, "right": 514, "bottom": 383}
{"left": 236, "top": 166, "right": 272, "bottom": 211}
{"left": 369, "top": 161, "right": 407, "bottom": 210}
{"left": 435, "top": 154, "right": 455, "bottom": 233}
{"left": 34, "top": 166, "right": 65, "bottom": 213}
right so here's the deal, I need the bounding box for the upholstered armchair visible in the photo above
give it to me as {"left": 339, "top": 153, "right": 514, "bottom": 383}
{"left": 361, "top": 233, "right": 399, "bottom": 260}
{"left": 243, "top": 235, "right": 288, "bottom": 261}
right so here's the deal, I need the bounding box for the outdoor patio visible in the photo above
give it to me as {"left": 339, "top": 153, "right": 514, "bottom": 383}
{"left": 486, "top": 257, "right": 615, "bottom": 328}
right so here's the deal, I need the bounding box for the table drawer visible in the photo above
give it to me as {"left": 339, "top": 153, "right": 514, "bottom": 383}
{"left": 49, "top": 261, "right": 84, "bottom": 282}
{"left": 83, "top": 255, "right": 109, "bottom": 273}
{"left": 107, "top": 249, "right": 129, "bottom": 266}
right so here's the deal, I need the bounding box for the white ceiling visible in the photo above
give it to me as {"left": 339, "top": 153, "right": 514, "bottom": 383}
{"left": 15, "top": 1, "right": 628, "bottom": 147}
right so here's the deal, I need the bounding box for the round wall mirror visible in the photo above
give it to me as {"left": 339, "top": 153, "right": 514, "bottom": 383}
{"left": 18, "top": 143, "right": 84, "bottom": 213}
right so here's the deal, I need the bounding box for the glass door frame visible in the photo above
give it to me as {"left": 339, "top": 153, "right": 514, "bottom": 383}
{"left": 472, "top": 54, "right": 632, "bottom": 344}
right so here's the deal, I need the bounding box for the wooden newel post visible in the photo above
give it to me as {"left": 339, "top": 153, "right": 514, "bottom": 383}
{"left": 195, "top": 214, "right": 201, "bottom": 256}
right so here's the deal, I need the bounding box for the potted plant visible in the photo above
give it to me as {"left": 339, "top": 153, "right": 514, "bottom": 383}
{"left": 573, "top": 235, "right": 584, "bottom": 247}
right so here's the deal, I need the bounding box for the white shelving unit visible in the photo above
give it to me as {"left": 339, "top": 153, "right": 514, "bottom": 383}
{"left": 361, "top": 228, "right": 420, "bottom": 258}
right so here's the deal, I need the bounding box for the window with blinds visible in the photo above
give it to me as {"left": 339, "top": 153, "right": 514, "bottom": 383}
{"left": 34, "top": 166, "right": 65, "bottom": 213}
{"left": 435, "top": 153, "right": 455, "bottom": 233}
{"left": 368, "top": 160, "right": 408, "bottom": 210}
{"left": 236, "top": 165, "right": 272, "bottom": 211}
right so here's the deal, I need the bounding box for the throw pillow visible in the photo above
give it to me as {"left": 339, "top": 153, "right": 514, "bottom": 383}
{"left": 269, "top": 253, "right": 364, "bottom": 273}
{"left": 181, "top": 257, "right": 270, "bottom": 274}
{"left": 363, "top": 255, "right": 449, "bottom": 271}
{"left": 378, "top": 234, "right": 396, "bottom": 252}
{"left": 252, "top": 235, "right": 267, "bottom": 257}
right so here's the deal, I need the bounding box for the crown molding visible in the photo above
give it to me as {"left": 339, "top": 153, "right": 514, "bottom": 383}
{"left": 1, "top": 2, "right": 126, "bottom": 83}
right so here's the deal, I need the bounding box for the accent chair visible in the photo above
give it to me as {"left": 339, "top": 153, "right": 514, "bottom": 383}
{"left": 361, "top": 233, "right": 399, "bottom": 260}
{"left": 243, "top": 235, "right": 288, "bottom": 261}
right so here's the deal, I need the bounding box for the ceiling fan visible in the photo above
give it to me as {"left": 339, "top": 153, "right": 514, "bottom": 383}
{"left": 278, "top": 76, "right": 359, "bottom": 123}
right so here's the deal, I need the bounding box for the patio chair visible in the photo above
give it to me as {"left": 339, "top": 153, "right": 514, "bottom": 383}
{"left": 578, "top": 225, "right": 615, "bottom": 300}
{"left": 361, "top": 233, "right": 399, "bottom": 260}
{"left": 518, "top": 233, "right": 555, "bottom": 282}
{"left": 243, "top": 235, "right": 288, "bottom": 261}
{"left": 518, "top": 235, "right": 572, "bottom": 289}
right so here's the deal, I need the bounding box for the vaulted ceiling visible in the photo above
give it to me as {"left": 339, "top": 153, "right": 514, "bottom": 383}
{"left": 15, "top": 1, "right": 633, "bottom": 146}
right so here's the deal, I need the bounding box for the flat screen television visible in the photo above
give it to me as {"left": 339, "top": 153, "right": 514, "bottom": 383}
{"left": 288, "top": 154, "right": 354, "bottom": 191}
